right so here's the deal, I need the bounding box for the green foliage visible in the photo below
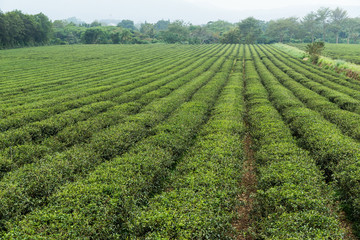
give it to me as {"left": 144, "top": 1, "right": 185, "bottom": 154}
{"left": 256, "top": 44, "right": 360, "bottom": 237}
{"left": 159, "top": 20, "right": 189, "bottom": 43}
{"left": 246, "top": 45, "right": 343, "bottom": 238}
{"left": 265, "top": 17, "right": 300, "bottom": 43}
{"left": 330, "top": 7, "right": 348, "bottom": 44}
{"left": 205, "top": 20, "right": 234, "bottom": 34}
{"left": 305, "top": 41, "right": 325, "bottom": 64}
{"left": 132, "top": 48, "right": 243, "bottom": 239}
{"left": 292, "top": 43, "right": 360, "bottom": 65}
{"left": 90, "top": 20, "right": 102, "bottom": 27}
{"left": 2, "top": 44, "right": 360, "bottom": 239}
{"left": 2, "top": 45, "right": 236, "bottom": 239}
{"left": 302, "top": 11, "right": 318, "bottom": 43}
{"left": 238, "top": 17, "right": 263, "bottom": 44}
{"left": 117, "top": 19, "right": 136, "bottom": 30}
{"left": 220, "top": 28, "right": 241, "bottom": 44}
{"left": 220, "top": 18, "right": 263, "bottom": 44}
{"left": 154, "top": 19, "right": 170, "bottom": 31}
{"left": 0, "top": 10, "right": 52, "bottom": 48}
{"left": 0, "top": 6, "right": 358, "bottom": 48}
{"left": 82, "top": 28, "right": 105, "bottom": 44}
{"left": 140, "top": 22, "right": 155, "bottom": 38}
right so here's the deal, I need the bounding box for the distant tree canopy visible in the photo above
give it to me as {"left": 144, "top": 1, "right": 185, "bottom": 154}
{"left": 82, "top": 28, "right": 104, "bottom": 44}
{"left": 205, "top": 20, "right": 233, "bottom": 34}
{"left": 159, "top": 20, "right": 189, "bottom": 43}
{"left": 90, "top": 21, "right": 102, "bottom": 27}
{"left": 154, "top": 20, "right": 170, "bottom": 31}
{"left": 221, "top": 17, "right": 263, "bottom": 44}
{"left": 117, "top": 20, "right": 136, "bottom": 30}
{"left": 221, "top": 7, "right": 359, "bottom": 44}
{"left": 266, "top": 17, "right": 300, "bottom": 43}
{"left": 1, "top": 6, "right": 359, "bottom": 49}
{"left": 0, "top": 10, "right": 52, "bottom": 48}
{"left": 140, "top": 22, "right": 155, "bottom": 38}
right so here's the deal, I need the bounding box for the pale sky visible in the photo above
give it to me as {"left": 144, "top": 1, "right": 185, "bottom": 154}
{"left": 1, "top": 0, "right": 359, "bottom": 24}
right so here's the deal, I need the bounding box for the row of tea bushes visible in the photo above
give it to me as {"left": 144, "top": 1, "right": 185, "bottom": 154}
{"left": 0, "top": 44, "right": 224, "bottom": 177}
{"left": 269, "top": 45, "right": 360, "bottom": 90}
{"left": 0, "top": 45, "right": 213, "bottom": 128}
{"left": 259, "top": 45, "right": 360, "bottom": 113}
{"left": 131, "top": 53, "right": 245, "bottom": 239}
{"left": 2, "top": 46, "right": 238, "bottom": 239}
{"left": 256, "top": 46, "right": 360, "bottom": 142}
{"left": 245, "top": 45, "right": 343, "bottom": 239}
{"left": 253, "top": 45, "right": 360, "bottom": 237}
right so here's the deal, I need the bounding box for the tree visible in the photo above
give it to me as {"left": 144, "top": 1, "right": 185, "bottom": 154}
{"left": 34, "top": 13, "right": 52, "bottom": 44}
{"left": 66, "top": 17, "right": 85, "bottom": 26}
{"left": 221, "top": 28, "right": 240, "bottom": 44}
{"left": 330, "top": 7, "right": 348, "bottom": 44}
{"left": 0, "top": 11, "right": 9, "bottom": 48}
{"left": 305, "top": 41, "right": 325, "bottom": 64}
{"left": 120, "top": 29, "right": 133, "bottom": 43}
{"left": 316, "top": 7, "right": 331, "bottom": 42}
{"left": 0, "top": 10, "right": 51, "bottom": 47}
{"left": 344, "top": 18, "right": 360, "bottom": 44}
{"left": 52, "top": 22, "right": 84, "bottom": 44}
{"left": 154, "top": 20, "right": 170, "bottom": 31}
{"left": 205, "top": 20, "right": 233, "bottom": 35}
{"left": 110, "top": 31, "right": 120, "bottom": 44}
{"left": 82, "top": 28, "right": 103, "bottom": 44}
{"left": 160, "top": 20, "right": 189, "bottom": 43}
{"left": 266, "top": 17, "right": 299, "bottom": 43}
{"left": 117, "top": 20, "right": 136, "bottom": 30}
{"left": 53, "top": 20, "right": 66, "bottom": 28}
{"left": 6, "top": 11, "right": 26, "bottom": 46}
{"left": 18, "top": 12, "right": 36, "bottom": 44}
{"left": 302, "top": 11, "right": 319, "bottom": 43}
{"left": 237, "top": 17, "right": 262, "bottom": 44}
{"left": 188, "top": 25, "right": 215, "bottom": 44}
{"left": 140, "top": 22, "right": 155, "bottom": 38}
{"left": 90, "top": 21, "right": 102, "bottom": 27}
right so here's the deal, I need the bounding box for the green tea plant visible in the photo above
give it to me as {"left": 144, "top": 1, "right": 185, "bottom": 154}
{"left": 1, "top": 44, "right": 360, "bottom": 239}
{"left": 245, "top": 45, "right": 343, "bottom": 239}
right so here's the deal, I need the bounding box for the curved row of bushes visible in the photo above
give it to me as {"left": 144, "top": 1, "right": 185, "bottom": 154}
{"left": 0, "top": 45, "right": 214, "bottom": 123}
{"left": 0, "top": 46, "right": 226, "bottom": 180}
{"left": 244, "top": 45, "right": 343, "bottom": 239}
{"left": 2, "top": 45, "right": 238, "bottom": 239}
{"left": 270, "top": 45, "right": 360, "bottom": 89}
{"left": 2, "top": 44, "right": 360, "bottom": 238}
{"left": 0, "top": 45, "right": 184, "bottom": 105}
{"left": 253, "top": 44, "right": 360, "bottom": 237}
{"left": 259, "top": 45, "right": 360, "bottom": 112}
{"left": 256, "top": 46, "right": 360, "bottom": 143}
{"left": 130, "top": 49, "right": 245, "bottom": 239}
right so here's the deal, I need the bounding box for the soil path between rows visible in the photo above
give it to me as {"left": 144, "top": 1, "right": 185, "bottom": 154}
{"left": 232, "top": 58, "right": 257, "bottom": 240}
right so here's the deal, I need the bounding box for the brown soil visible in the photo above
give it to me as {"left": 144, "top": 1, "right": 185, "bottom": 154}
{"left": 232, "top": 130, "right": 257, "bottom": 240}
{"left": 338, "top": 206, "right": 357, "bottom": 240}
{"left": 232, "top": 56, "right": 257, "bottom": 239}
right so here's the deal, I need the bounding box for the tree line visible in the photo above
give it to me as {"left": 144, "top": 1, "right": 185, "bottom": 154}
{"left": 1, "top": 6, "right": 359, "bottom": 49}
{"left": 51, "top": 19, "right": 230, "bottom": 45}
{"left": 0, "top": 10, "right": 52, "bottom": 48}
{"left": 222, "top": 7, "right": 360, "bottom": 44}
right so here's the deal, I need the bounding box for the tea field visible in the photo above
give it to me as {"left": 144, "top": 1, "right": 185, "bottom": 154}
{"left": 0, "top": 44, "right": 360, "bottom": 239}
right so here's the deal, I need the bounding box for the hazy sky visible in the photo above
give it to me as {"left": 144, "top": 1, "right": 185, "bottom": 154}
{"left": 1, "top": 0, "right": 360, "bottom": 24}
